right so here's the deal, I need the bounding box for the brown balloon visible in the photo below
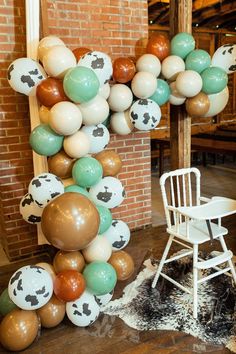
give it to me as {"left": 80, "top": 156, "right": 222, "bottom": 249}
{"left": 73, "top": 47, "right": 91, "bottom": 61}
{"left": 146, "top": 33, "right": 170, "bottom": 61}
{"left": 36, "top": 77, "right": 69, "bottom": 107}
{"left": 185, "top": 92, "right": 210, "bottom": 118}
{"left": 53, "top": 250, "right": 85, "bottom": 273}
{"left": 108, "top": 250, "right": 135, "bottom": 281}
{"left": 113, "top": 57, "right": 136, "bottom": 83}
{"left": 94, "top": 150, "right": 122, "bottom": 177}
{"left": 0, "top": 309, "right": 39, "bottom": 351}
{"left": 37, "top": 295, "right": 66, "bottom": 328}
{"left": 48, "top": 150, "right": 75, "bottom": 179}
{"left": 41, "top": 192, "right": 100, "bottom": 251}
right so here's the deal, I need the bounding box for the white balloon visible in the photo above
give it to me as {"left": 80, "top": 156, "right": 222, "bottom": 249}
{"left": 28, "top": 173, "right": 64, "bottom": 208}
{"left": 82, "top": 236, "right": 112, "bottom": 263}
{"left": 89, "top": 176, "right": 125, "bottom": 209}
{"left": 131, "top": 71, "right": 157, "bottom": 99}
{"left": 43, "top": 45, "right": 76, "bottom": 79}
{"left": 94, "top": 291, "right": 113, "bottom": 307}
{"left": 108, "top": 84, "right": 133, "bottom": 112}
{"left": 66, "top": 290, "right": 100, "bottom": 327}
{"left": 63, "top": 130, "right": 90, "bottom": 158}
{"left": 38, "top": 35, "right": 65, "bottom": 63}
{"left": 39, "top": 105, "right": 50, "bottom": 124}
{"left": 7, "top": 58, "right": 47, "bottom": 96}
{"left": 129, "top": 98, "right": 161, "bottom": 131}
{"left": 212, "top": 44, "right": 236, "bottom": 74}
{"left": 203, "top": 86, "right": 229, "bottom": 117}
{"left": 81, "top": 124, "right": 110, "bottom": 154}
{"left": 49, "top": 101, "right": 82, "bottom": 135}
{"left": 78, "top": 51, "right": 113, "bottom": 86}
{"left": 161, "top": 55, "right": 185, "bottom": 81}
{"left": 99, "top": 83, "right": 111, "bottom": 99}
{"left": 102, "top": 220, "right": 130, "bottom": 251}
{"left": 136, "top": 54, "right": 161, "bottom": 77}
{"left": 79, "top": 95, "right": 110, "bottom": 126}
{"left": 110, "top": 110, "right": 134, "bottom": 135}
{"left": 176, "top": 70, "right": 202, "bottom": 97}
{"left": 19, "top": 193, "right": 43, "bottom": 224}
{"left": 169, "top": 82, "right": 186, "bottom": 105}
{"left": 8, "top": 265, "right": 53, "bottom": 310}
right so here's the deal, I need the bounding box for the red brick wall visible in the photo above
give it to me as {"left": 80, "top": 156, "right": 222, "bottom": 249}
{"left": 0, "top": 0, "right": 151, "bottom": 261}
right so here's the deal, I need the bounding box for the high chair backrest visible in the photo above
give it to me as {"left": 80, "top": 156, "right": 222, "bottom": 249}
{"left": 159, "top": 167, "right": 201, "bottom": 228}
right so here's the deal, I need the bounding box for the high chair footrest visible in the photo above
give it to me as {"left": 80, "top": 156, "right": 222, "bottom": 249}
{"left": 196, "top": 250, "right": 233, "bottom": 270}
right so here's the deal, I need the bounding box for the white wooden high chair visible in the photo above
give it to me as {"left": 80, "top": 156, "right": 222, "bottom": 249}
{"left": 152, "top": 167, "right": 236, "bottom": 318}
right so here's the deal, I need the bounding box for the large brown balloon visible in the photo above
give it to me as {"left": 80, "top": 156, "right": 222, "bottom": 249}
{"left": 94, "top": 150, "right": 122, "bottom": 177}
{"left": 0, "top": 309, "right": 39, "bottom": 351}
{"left": 48, "top": 150, "right": 75, "bottom": 179}
{"left": 146, "top": 33, "right": 170, "bottom": 61}
{"left": 37, "top": 295, "right": 66, "bottom": 328}
{"left": 73, "top": 47, "right": 91, "bottom": 61}
{"left": 108, "top": 250, "right": 135, "bottom": 281}
{"left": 41, "top": 192, "right": 100, "bottom": 251}
{"left": 53, "top": 250, "right": 85, "bottom": 273}
{"left": 185, "top": 92, "right": 210, "bottom": 118}
{"left": 36, "top": 77, "right": 69, "bottom": 107}
{"left": 113, "top": 57, "right": 136, "bottom": 83}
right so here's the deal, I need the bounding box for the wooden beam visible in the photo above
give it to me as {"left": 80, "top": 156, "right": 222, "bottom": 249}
{"left": 169, "top": 0, "right": 192, "bottom": 171}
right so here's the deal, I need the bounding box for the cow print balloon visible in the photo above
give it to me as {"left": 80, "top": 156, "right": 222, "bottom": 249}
{"left": 77, "top": 51, "right": 113, "bottom": 86}
{"left": 212, "top": 44, "right": 236, "bottom": 74}
{"left": 89, "top": 176, "right": 125, "bottom": 209}
{"left": 66, "top": 289, "right": 100, "bottom": 327}
{"left": 81, "top": 124, "right": 110, "bottom": 154}
{"left": 94, "top": 290, "right": 113, "bottom": 307}
{"left": 8, "top": 265, "right": 53, "bottom": 310}
{"left": 28, "top": 173, "right": 64, "bottom": 208}
{"left": 7, "top": 57, "right": 47, "bottom": 96}
{"left": 129, "top": 98, "right": 161, "bottom": 131}
{"left": 102, "top": 219, "right": 130, "bottom": 251}
{"left": 19, "top": 193, "right": 43, "bottom": 224}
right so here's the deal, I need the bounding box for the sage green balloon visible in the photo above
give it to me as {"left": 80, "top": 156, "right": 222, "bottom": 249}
{"left": 149, "top": 79, "right": 170, "bottom": 106}
{"left": 201, "top": 66, "right": 228, "bottom": 94}
{"left": 96, "top": 205, "right": 112, "bottom": 234}
{"left": 72, "top": 157, "right": 103, "bottom": 188}
{"left": 63, "top": 66, "right": 100, "bottom": 103}
{"left": 185, "top": 49, "right": 211, "bottom": 73}
{"left": 29, "top": 124, "right": 64, "bottom": 156}
{"left": 0, "top": 288, "right": 18, "bottom": 316}
{"left": 170, "top": 32, "right": 195, "bottom": 59}
{"left": 83, "top": 261, "right": 117, "bottom": 295}
{"left": 64, "top": 184, "right": 90, "bottom": 198}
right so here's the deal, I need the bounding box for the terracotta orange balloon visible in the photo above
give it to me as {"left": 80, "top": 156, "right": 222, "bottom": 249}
{"left": 108, "top": 250, "right": 135, "bottom": 281}
{"left": 53, "top": 250, "right": 85, "bottom": 273}
{"left": 54, "top": 270, "right": 86, "bottom": 302}
{"left": 185, "top": 92, "right": 210, "bottom": 118}
{"left": 94, "top": 150, "right": 122, "bottom": 177}
{"left": 36, "top": 77, "right": 68, "bottom": 107}
{"left": 73, "top": 47, "right": 91, "bottom": 61}
{"left": 146, "top": 33, "right": 170, "bottom": 61}
{"left": 41, "top": 192, "right": 100, "bottom": 251}
{"left": 37, "top": 295, "right": 66, "bottom": 328}
{"left": 113, "top": 57, "right": 136, "bottom": 83}
{"left": 48, "top": 150, "right": 75, "bottom": 179}
{"left": 0, "top": 309, "right": 39, "bottom": 351}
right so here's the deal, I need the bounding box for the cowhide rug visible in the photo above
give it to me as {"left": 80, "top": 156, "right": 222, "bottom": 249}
{"left": 102, "top": 251, "right": 236, "bottom": 353}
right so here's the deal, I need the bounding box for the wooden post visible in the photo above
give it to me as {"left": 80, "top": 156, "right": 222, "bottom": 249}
{"left": 169, "top": 0, "right": 192, "bottom": 170}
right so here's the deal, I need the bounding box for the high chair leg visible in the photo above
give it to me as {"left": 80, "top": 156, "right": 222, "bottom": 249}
{"left": 193, "top": 244, "right": 198, "bottom": 319}
{"left": 218, "top": 235, "right": 236, "bottom": 285}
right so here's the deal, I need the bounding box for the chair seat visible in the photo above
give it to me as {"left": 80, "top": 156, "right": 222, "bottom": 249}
{"left": 167, "top": 220, "right": 228, "bottom": 244}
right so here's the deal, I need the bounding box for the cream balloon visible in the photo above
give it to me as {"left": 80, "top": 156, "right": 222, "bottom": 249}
{"left": 63, "top": 130, "right": 90, "bottom": 158}
{"left": 110, "top": 110, "right": 134, "bottom": 135}
{"left": 82, "top": 236, "right": 112, "bottom": 263}
{"left": 131, "top": 71, "right": 157, "bottom": 99}
{"left": 49, "top": 101, "right": 82, "bottom": 135}
{"left": 79, "top": 95, "right": 110, "bottom": 125}
{"left": 176, "top": 70, "right": 202, "bottom": 97}
{"left": 99, "top": 83, "right": 111, "bottom": 99}
{"left": 108, "top": 84, "right": 133, "bottom": 112}
{"left": 38, "top": 35, "right": 65, "bottom": 63}
{"left": 169, "top": 81, "right": 186, "bottom": 105}
{"left": 203, "top": 86, "right": 229, "bottom": 117}
{"left": 161, "top": 55, "right": 185, "bottom": 81}
{"left": 43, "top": 45, "right": 76, "bottom": 79}
{"left": 136, "top": 54, "right": 161, "bottom": 77}
{"left": 39, "top": 105, "right": 50, "bottom": 124}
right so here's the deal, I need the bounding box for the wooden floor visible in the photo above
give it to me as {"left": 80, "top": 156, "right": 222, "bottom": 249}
{"left": 0, "top": 164, "right": 236, "bottom": 353}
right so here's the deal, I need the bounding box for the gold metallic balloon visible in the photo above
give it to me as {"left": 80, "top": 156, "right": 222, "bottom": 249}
{"left": 53, "top": 250, "right": 85, "bottom": 273}
{"left": 108, "top": 250, "right": 135, "bottom": 281}
{"left": 48, "top": 150, "right": 75, "bottom": 179}
{"left": 37, "top": 295, "right": 66, "bottom": 328}
{"left": 185, "top": 92, "right": 210, "bottom": 118}
{"left": 94, "top": 150, "right": 122, "bottom": 177}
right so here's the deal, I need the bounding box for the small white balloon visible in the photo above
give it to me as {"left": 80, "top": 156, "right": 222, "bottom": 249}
{"left": 136, "top": 54, "right": 161, "bottom": 77}
{"left": 20, "top": 193, "right": 43, "bottom": 224}
{"left": 66, "top": 290, "right": 100, "bottom": 327}
{"left": 8, "top": 265, "right": 53, "bottom": 310}
{"left": 63, "top": 130, "right": 90, "bottom": 158}
{"left": 49, "top": 101, "right": 82, "bottom": 135}
{"left": 79, "top": 95, "right": 110, "bottom": 126}
{"left": 169, "top": 82, "right": 186, "bottom": 105}
{"left": 110, "top": 110, "right": 134, "bottom": 135}
{"left": 212, "top": 44, "right": 236, "bottom": 74}
{"left": 38, "top": 35, "right": 65, "bottom": 63}
{"left": 99, "top": 83, "right": 111, "bottom": 99}
{"left": 203, "top": 86, "right": 229, "bottom": 117}
{"left": 82, "top": 236, "right": 112, "bottom": 263}
{"left": 43, "top": 45, "right": 76, "bottom": 79}
{"left": 108, "top": 84, "right": 133, "bottom": 112}
{"left": 129, "top": 98, "right": 161, "bottom": 131}
{"left": 102, "top": 220, "right": 130, "bottom": 251}
{"left": 81, "top": 124, "right": 110, "bottom": 154}
{"left": 161, "top": 55, "right": 185, "bottom": 81}
{"left": 176, "top": 70, "right": 202, "bottom": 97}
{"left": 131, "top": 71, "right": 157, "bottom": 99}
